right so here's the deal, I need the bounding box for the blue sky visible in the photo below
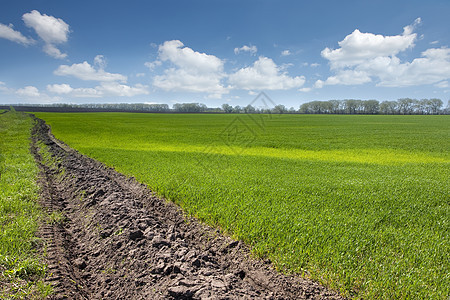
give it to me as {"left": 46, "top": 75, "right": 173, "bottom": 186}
{"left": 1, "top": 0, "right": 449, "bottom": 108}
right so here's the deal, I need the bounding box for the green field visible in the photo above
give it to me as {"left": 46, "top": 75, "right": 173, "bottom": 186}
{"left": 35, "top": 112, "right": 449, "bottom": 299}
{"left": 0, "top": 111, "right": 50, "bottom": 298}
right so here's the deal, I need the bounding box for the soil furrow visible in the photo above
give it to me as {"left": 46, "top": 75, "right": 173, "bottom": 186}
{"left": 31, "top": 116, "right": 343, "bottom": 299}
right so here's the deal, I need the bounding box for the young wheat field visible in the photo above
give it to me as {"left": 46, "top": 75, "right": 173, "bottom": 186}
{"left": 35, "top": 112, "right": 449, "bottom": 299}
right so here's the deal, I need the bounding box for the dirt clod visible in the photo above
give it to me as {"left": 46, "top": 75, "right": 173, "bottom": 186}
{"left": 31, "top": 116, "right": 344, "bottom": 299}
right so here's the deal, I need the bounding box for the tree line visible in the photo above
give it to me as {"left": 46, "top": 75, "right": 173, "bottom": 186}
{"left": 1, "top": 98, "right": 448, "bottom": 114}
{"left": 299, "top": 98, "right": 446, "bottom": 115}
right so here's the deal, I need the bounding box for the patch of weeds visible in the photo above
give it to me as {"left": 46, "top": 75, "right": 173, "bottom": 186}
{"left": 79, "top": 190, "right": 86, "bottom": 202}
{"left": 47, "top": 211, "right": 66, "bottom": 225}
{"left": 101, "top": 268, "right": 116, "bottom": 274}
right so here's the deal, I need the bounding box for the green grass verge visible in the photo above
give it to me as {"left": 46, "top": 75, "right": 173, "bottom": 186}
{"left": 0, "top": 111, "right": 51, "bottom": 299}
{"left": 35, "top": 112, "right": 449, "bottom": 299}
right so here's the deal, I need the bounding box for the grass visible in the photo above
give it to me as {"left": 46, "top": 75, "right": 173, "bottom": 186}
{"left": 35, "top": 112, "right": 449, "bottom": 299}
{"left": 0, "top": 111, "right": 51, "bottom": 299}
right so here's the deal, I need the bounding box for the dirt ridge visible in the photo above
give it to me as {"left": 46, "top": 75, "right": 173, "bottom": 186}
{"left": 31, "top": 116, "right": 343, "bottom": 299}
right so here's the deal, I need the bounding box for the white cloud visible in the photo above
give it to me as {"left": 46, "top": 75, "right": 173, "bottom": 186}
{"left": 281, "top": 50, "right": 291, "bottom": 56}
{"left": 136, "top": 73, "right": 146, "bottom": 77}
{"left": 375, "top": 47, "right": 450, "bottom": 87}
{"left": 54, "top": 61, "right": 127, "bottom": 82}
{"left": 50, "top": 55, "right": 149, "bottom": 98}
{"left": 46, "top": 83, "right": 73, "bottom": 94}
{"left": 313, "top": 71, "right": 373, "bottom": 88}
{"left": 403, "top": 17, "right": 421, "bottom": 35}
{"left": 16, "top": 86, "right": 40, "bottom": 97}
{"left": 310, "top": 63, "right": 320, "bottom": 67}
{"left": 316, "top": 70, "right": 372, "bottom": 87}
{"left": 94, "top": 55, "right": 107, "bottom": 70}
{"left": 228, "top": 56, "right": 305, "bottom": 90}
{"left": 318, "top": 18, "right": 450, "bottom": 88}
{"left": 234, "top": 45, "right": 257, "bottom": 55}
{"left": 144, "top": 60, "right": 162, "bottom": 70}
{"left": 435, "top": 81, "right": 448, "bottom": 88}
{"left": 158, "top": 40, "right": 223, "bottom": 73}
{"left": 0, "top": 23, "right": 35, "bottom": 45}
{"left": 97, "top": 82, "right": 149, "bottom": 97}
{"left": 43, "top": 44, "right": 67, "bottom": 59}
{"left": 47, "top": 82, "right": 149, "bottom": 98}
{"left": 47, "top": 84, "right": 101, "bottom": 98}
{"left": 430, "top": 40, "right": 439, "bottom": 45}
{"left": 314, "top": 80, "right": 324, "bottom": 89}
{"left": 0, "top": 81, "right": 11, "bottom": 93}
{"left": 153, "top": 40, "right": 227, "bottom": 96}
{"left": 22, "top": 10, "right": 69, "bottom": 59}
{"left": 321, "top": 24, "right": 418, "bottom": 69}
{"left": 299, "top": 87, "right": 312, "bottom": 92}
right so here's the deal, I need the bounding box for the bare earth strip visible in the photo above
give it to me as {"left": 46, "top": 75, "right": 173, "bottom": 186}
{"left": 31, "top": 116, "right": 344, "bottom": 300}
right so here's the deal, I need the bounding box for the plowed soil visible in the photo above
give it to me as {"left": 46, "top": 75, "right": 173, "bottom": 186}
{"left": 31, "top": 116, "right": 344, "bottom": 299}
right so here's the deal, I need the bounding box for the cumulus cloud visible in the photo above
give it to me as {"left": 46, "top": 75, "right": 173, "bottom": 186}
{"left": 158, "top": 40, "right": 223, "bottom": 73}
{"left": 234, "top": 45, "right": 257, "bottom": 55}
{"left": 281, "top": 50, "right": 291, "bottom": 56}
{"left": 94, "top": 55, "right": 107, "bottom": 70}
{"left": 144, "top": 60, "right": 162, "bottom": 70}
{"left": 316, "top": 70, "right": 372, "bottom": 87}
{"left": 228, "top": 56, "right": 305, "bottom": 90}
{"left": 47, "top": 83, "right": 101, "bottom": 98}
{"left": 0, "top": 81, "right": 12, "bottom": 93}
{"left": 321, "top": 19, "right": 419, "bottom": 69}
{"left": 375, "top": 47, "right": 450, "bottom": 87}
{"left": 49, "top": 55, "right": 150, "bottom": 98}
{"left": 47, "top": 82, "right": 149, "bottom": 98}
{"left": 97, "top": 82, "right": 149, "bottom": 97}
{"left": 16, "top": 86, "right": 40, "bottom": 97}
{"left": 0, "top": 23, "right": 35, "bottom": 45}
{"left": 153, "top": 40, "right": 227, "bottom": 96}
{"left": 46, "top": 83, "right": 74, "bottom": 94}
{"left": 317, "top": 18, "right": 450, "bottom": 88}
{"left": 22, "top": 10, "right": 69, "bottom": 59}
{"left": 54, "top": 60, "right": 127, "bottom": 82}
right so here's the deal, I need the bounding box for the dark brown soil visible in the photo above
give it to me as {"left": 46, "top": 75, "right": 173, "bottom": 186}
{"left": 31, "top": 116, "right": 344, "bottom": 300}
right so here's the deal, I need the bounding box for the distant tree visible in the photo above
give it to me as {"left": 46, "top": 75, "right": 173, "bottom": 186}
{"left": 299, "top": 102, "right": 311, "bottom": 114}
{"left": 380, "top": 101, "right": 398, "bottom": 114}
{"left": 397, "top": 98, "right": 417, "bottom": 114}
{"left": 233, "top": 105, "right": 243, "bottom": 113}
{"left": 243, "top": 104, "right": 256, "bottom": 114}
{"left": 288, "top": 107, "right": 297, "bottom": 113}
{"left": 221, "top": 103, "right": 233, "bottom": 113}
{"left": 329, "top": 100, "right": 342, "bottom": 114}
{"left": 343, "top": 99, "right": 360, "bottom": 114}
{"left": 429, "top": 98, "right": 443, "bottom": 114}
{"left": 416, "top": 99, "right": 429, "bottom": 114}
{"left": 363, "top": 100, "right": 380, "bottom": 114}
{"left": 273, "top": 104, "right": 288, "bottom": 114}
{"left": 173, "top": 103, "right": 207, "bottom": 113}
